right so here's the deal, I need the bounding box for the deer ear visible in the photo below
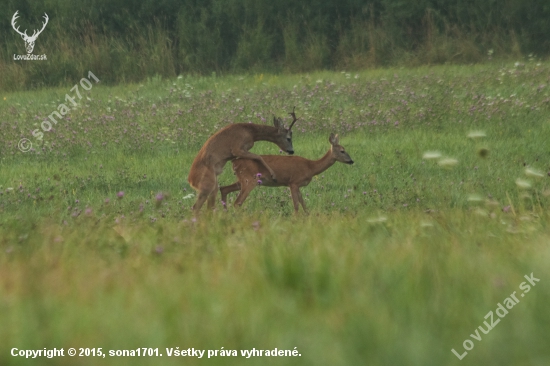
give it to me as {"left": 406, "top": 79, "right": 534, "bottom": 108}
{"left": 273, "top": 116, "right": 280, "bottom": 129}
{"left": 334, "top": 134, "right": 340, "bottom": 145}
{"left": 329, "top": 133, "right": 336, "bottom": 145}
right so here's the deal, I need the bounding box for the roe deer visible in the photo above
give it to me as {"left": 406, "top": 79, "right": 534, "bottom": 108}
{"left": 188, "top": 108, "right": 299, "bottom": 211}
{"left": 220, "top": 133, "right": 354, "bottom": 213}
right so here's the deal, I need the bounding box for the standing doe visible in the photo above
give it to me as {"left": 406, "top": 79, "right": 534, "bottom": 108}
{"left": 188, "top": 109, "right": 299, "bottom": 211}
{"left": 220, "top": 133, "right": 354, "bottom": 213}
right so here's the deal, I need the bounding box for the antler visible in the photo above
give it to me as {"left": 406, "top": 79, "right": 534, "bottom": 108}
{"left": 30, "top": 13, "right": 49, "bottom": 39}
{"left": 11, "top": 11, "right": 28, "bottom": 38}
{"left": 288, "top": 106, "right": 299, "bottom": 130}
{"left": 11, "top": 11, "right": 48, "bottom": 40}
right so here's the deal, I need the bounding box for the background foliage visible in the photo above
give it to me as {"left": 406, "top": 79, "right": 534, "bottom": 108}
{"left": 1, "top": 0, "right": 550, "bottom": 90}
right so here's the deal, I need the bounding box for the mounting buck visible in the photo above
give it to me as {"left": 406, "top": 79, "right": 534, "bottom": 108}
{"left": 11, "top": 11, "right": 49, "bottom": 54}
{"left": 220, "top": 133, "right": 354, "bottom": 213}
{"left": 188, "top": 108, "right": 299, "bottom": 211}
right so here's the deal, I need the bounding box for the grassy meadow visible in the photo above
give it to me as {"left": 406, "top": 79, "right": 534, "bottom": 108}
{"left": 1, "top": 62, "right": 550, "bottom": 365}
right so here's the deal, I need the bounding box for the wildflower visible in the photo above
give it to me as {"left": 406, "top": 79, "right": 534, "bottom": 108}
{"left": 515, "top": 179, "right": 531, "bottom": 189}
{"left": 525, "top": 168, "right": 544, "bottom": 178}
{"left": 422, "top": 151, "right": 442, "bottom": 159}
{"left": 367, "top": 216, "right": 387, "bottom": 223}
{"left": 468, "top": 131, "right": 486, "bottom": 138}
{"left": 438, "top": 158, "right": 458, "bottom": 168}
{"left": 85, "top": 208, "right": 92, "bottom": 215}
{"left": 256, "top": 173, "right": 262, "bottom": 178}
{"left": 104, "top": 198, "right": 110, "bottom": 204}
{"left": 257, "top": 179, "right": 262, "bottom": 185}
{"left": 467, "top": 194, "right": 483, "bottom": 202}
{"left": 117, "top": 191, "right": 124, "bottom": 199}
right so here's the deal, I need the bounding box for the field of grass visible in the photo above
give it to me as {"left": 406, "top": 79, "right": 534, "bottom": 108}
{"left": 1, "top": 62, "right": 550, "bottom": 365}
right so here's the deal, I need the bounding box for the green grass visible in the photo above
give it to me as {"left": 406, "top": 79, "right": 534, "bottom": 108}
{"left": 1, "top": 62, "right": 550, "bottom": 365}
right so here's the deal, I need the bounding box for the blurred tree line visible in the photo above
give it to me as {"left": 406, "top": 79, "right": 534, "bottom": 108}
{"left": 1, "top": 0, "right": 549, "bottom": 90}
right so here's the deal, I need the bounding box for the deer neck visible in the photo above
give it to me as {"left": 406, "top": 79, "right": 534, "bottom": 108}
{"left": 248, "top": 124, "right": 280, "bottom": 142}
{"left": 309, "top": 150, "right": 336, "bottom": 177}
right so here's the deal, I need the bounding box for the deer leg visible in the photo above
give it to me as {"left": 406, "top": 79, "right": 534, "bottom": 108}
{"left": 234, "top": 180, "right": 256, "bottom": 208}
{"left": 297, "top": 189, "right": 308, "bottom": 213}
{"left": 207, "top": 188, "right": 217, "bottom": 209}
{"left": 191, "top": 169, "right": 216, "bottom": 212}
{"left": 220, "top": 182, "right": 241, "bottom": 210}
{"left": 289, "top": 186, "right": 301, "bottom": 213}
{"left": 192, "top": 191, "right": 210, "bottom": 211}
{"left": 232, "top": 150, "right": 278, "bottom": 182}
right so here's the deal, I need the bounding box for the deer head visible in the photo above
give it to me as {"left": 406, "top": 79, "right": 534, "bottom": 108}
{"left": 11, "top": 11, "right": 49, "bottom": 54}
{"left": 271, "top": 106, "right": 299, "bottom": 155}
{"left": 329, "top": 133, "right": 354, "bottom": 164}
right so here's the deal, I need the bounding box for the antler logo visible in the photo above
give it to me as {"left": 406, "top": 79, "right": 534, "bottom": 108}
{"left": 11, "top": 11, "right": 49, "bottom": 54}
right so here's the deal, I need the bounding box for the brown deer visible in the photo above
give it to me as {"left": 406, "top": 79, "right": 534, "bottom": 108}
{"left": 188, "top": 109, "right": 299, "bottom": 211}
{"left": 220, "top": 133, "right": 354, "bottom": 213}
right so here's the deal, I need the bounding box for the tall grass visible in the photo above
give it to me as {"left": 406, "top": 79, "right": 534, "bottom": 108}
{"left": 1, "top": 0, "right": 549, "bottom": 91}
{"left": 1, "top": 211, "right": 549, "bottom": 366}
